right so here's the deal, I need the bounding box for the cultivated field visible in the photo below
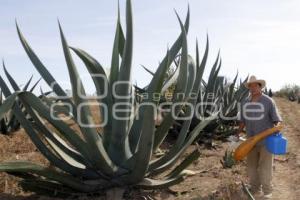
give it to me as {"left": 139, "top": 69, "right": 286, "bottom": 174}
{"left": 0, "top": 97, "right": 299, "bottom": 200}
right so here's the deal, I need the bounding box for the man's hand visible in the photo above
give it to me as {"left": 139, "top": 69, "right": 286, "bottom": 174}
{"left": 236, "top": 122, "right": 245, "bottom": 138}
{"left": 274, "top": 121, "right": 282, "bottom": 126}
{"left": 235, "top": 130, "right": 242, "bottom": 138}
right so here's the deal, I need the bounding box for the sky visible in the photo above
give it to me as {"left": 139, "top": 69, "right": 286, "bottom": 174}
{"left": 0, "top": 0, "right": 300, "bottom": 94}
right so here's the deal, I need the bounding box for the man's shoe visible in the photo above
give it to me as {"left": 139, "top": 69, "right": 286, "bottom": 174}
{"left": 264, "top": 193, "right": 272, "bottom": 199}
{"left": 248, "top": 186, "right": 262, "bottom": 198}
{"left": 252, "top": 190, "right": 263, "bottom": 198}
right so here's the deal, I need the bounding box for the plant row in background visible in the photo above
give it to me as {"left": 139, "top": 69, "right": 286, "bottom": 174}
{"left": 276, "top": 84, "right": 300, "bottom": 103}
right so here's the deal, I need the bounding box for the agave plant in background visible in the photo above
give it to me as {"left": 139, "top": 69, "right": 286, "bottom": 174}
{"left": 165, "top": 52, "right": 250, "bottom": 145}
{"left": 139, "top": 38, "right": 249, "bottom": 144}
{"left": 0, "top": 0, "right": 217, "bottom": 198}
{"left": 263, "top": 87, "right": 273, "bottom": 97}
{"left": 140, "top": 53, "right": 180, "bottom": 98}
{"left": 194, "top": 62, "right": 249, "bottom": 139}
{"left": 211, "top": 75, "right": 249, "bottom": 138}
{"left": 0, "top": 69, "right": 41, "bottom": 135}
{"left": 277, "top": 84, "right": 300, "bottom": 103}
{"left": 134, "top": 47, "right": 186, "bottom": 128}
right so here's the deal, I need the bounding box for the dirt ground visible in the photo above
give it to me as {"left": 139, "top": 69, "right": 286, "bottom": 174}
{"left": 0, "top": 97, "right": 299, "bottom": 200}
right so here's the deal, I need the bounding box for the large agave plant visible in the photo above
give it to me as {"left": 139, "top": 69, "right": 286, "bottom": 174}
{"left": 189, "top": 60, "right": 249, "bottom": 140}
{"left": 0, "top": 0, "right": 216, "bottom": 197}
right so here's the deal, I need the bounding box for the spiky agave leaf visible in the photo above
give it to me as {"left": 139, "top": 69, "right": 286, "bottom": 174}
{"left": 0, "top": 61, "right": 43, "bottom": 134}
{"left": 108, "top": 0, "right": 134, "bottom": 166}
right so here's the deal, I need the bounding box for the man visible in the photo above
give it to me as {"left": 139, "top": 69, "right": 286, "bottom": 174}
{"left": 236, "top": 76, "right": 282, "bottom": 199}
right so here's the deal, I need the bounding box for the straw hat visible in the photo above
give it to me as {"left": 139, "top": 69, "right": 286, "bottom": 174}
{"left": 244, "top": 75, "right": 266, "bottom": 89}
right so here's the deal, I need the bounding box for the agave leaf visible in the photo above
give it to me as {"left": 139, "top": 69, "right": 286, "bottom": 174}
{"left": 203, "top": 52, "right": 220, "bottom": 100}
{"left": 47, "top": 131, "right": 91, "bottom": 168}
{"left": 122, "top": 104, "right": 155, "bottom": 184}
{"left": 141, "top": 65, "right": 155, "bottom": 76}
{"left": 3, "top": 62, "right": 20, "bottom": 91}
{"left": 202, "top": 79, "right": 207, "bottom": 87}
{"left": 19, "top": 179, "right": 76, "bottom": 197}
{"left": 45, "top": 137, "right": 86, "bottom": 169}
{"left": 171, "top": 12, "right": 189, "bottom": 98}
{"left": 0, "top": 92, "right": 18, "bottom": 121}
{"left": 0, "top": 161, "right": 101, "bottom": 192}
{"left": 3, "top": 62, "right": 29, "bottom": 125}
{"left": 222, "top": 72, "right": 239, "bottom": 115}
{"left": 109, "top": 0, "right": 134, "bottom": 165}
{"left": 229, "top": 72, "right": 239, "bottom": 100}
{"left": 201, "top": 53, "right": 220, "bottom": 115}
{"left": 39, "top": 87, "right": 52, "bottom": 97}
{"left": 136, "top": 175, "right": 184, "bottom": 190}
{"left": 212, "top": 59, "right": 222, "bottom": 93}
{"left": 197, "top": 36, "right": 209, "bottom": 87}
{"left": 109, "top": 2, "right": 125, "bottom": 93}
{"left": 22, "top": 75, "right": 33, "bottom": 91}
{"left": 118, "top": 23, "right": 125, "bottom": 57}
{"left": 40, "top": 95, "right": 72, "bottom": 117}
{"left": 19, "top": 178, "right": 113, "bottom": 197}
{"left": 70, "top": 47, "right": 114, "bottom": 150}
{"left": 208, "top": 51, "right": 220, "bottom": 84}
{"left": 22, "top": 98, "right": 91, "bottom": 168}
{"left": 185, "top": 56, "right": 196, "bottom": 97}
{"left": 58, "top": 23, "right": 117, "bottom": 175}
{"left": 160, "top": 64, "right": 179, "bottom": 94}
{"left": 69, "top": 47, "right": 109, "bottom": 102}
{"left": 147, "top": 51, "right": 171, "bottom": 97}
{"left": 29, "top": 78, "right": 42, "bottom": 92}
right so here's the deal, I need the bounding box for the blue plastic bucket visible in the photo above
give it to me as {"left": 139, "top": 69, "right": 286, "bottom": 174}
{"left": 265, "top": 132, "right": 287, "bottom": 155}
